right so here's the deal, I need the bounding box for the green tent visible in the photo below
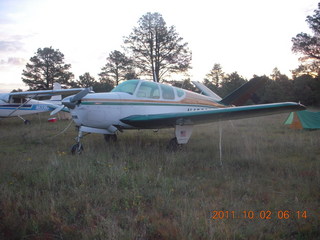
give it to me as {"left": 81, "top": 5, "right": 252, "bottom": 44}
{"left": 284, "top": 110, "right": 320, "bottom": 129}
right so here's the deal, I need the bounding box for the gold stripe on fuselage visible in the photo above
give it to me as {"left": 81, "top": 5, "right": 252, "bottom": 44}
{"left": 83, "top": 90, "right": 226, "bottom": 108}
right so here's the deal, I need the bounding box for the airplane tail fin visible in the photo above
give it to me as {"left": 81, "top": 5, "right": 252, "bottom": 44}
{"left": 50, "top": 82, "right": 62, "bottom": 101}
{"left": 219, "top": 77, "right": 267, "bottom": 106}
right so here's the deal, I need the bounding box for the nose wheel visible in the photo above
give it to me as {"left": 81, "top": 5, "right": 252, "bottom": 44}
{"left": 71, "top": 130, "right": 86, "bottom": 155}
{"left": 71, "top": 143, "right": 84, "bottom": 155}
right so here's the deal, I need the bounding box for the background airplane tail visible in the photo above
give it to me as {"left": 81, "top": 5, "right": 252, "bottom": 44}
{"left": 219, "top": 77, "right": 267, "bottom": 106}
{"left": 50, "top": 82, "right": 62, "bottom": 101}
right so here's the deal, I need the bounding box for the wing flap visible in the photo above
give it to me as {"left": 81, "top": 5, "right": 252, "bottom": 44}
{"left": 120, "top": 102, "right": 306, "bottom": 128}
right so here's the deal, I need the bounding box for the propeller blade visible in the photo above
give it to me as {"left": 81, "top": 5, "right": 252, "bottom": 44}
{"left": 70, "top": 87, "right": 92, "bottom": 103}
{"left": 50, "top": 105, "right": 65, "bottom": 116}
{"left": 63, "top": 87, "right": 92, "bottom": 109}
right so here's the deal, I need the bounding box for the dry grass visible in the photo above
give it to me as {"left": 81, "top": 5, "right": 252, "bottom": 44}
{"left": 0, "top": 113, "right": 319, "bottom": 239}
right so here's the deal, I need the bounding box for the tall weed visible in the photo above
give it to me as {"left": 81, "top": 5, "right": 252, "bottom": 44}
{"left": 0, "top": 113, "right": 319, "bottom": 239}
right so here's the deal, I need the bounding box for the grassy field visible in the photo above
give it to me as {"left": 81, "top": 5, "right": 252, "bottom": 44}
{"left": 0, "top": 113, "right": 319, "bottom": 239}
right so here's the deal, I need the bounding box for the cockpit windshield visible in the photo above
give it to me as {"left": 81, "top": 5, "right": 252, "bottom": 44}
{"left": 111, "top": 80, "right": 139, "bottom": 95}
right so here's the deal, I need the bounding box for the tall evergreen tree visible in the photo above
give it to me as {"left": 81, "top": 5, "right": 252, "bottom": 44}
{"left": 219, "top": 72, "right": 246, "bottom": 97}
{"left": 292, "top": 3, "right": 320, "bottom": 76}
{"left": 77, "top": 72, "right": 96, "bottom": 88}
{"left": 99, "top": 50, "right": 135, "bottom": 86}
{"left": 262, "top": 69, "right": 294, "bottom": 103}
{"left": 204, "top": 64, "right": 224, "bottom": 88}
{"left": 22, "top": 47, "right": 74, "bottom": 90}
{"left": 124, "top": 12, "right": 191, "bottom": 82}
{"left": 203, "top": 63, "right": 224, "bottom": 95}
{"left": 291, "top": 63, "right": 319, "bottom": 78}
{"left": 293, "top": 74, "right": 318, "bottom": 105}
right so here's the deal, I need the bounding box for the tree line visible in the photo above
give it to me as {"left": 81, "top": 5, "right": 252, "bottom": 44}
{"left": 20, "top": 4, "right": 320, "bottom": 106}
{"left": 201, "top": 65, "right": 320, "bottom": 106}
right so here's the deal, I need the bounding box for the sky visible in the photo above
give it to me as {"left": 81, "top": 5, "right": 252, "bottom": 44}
{"left": 0, "top": 0, "right": 318, "bottom": 92}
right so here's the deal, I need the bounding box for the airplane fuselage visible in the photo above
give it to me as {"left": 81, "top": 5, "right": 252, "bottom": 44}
{"left": 68, "top": 80, "right": 224, "bottom": 132}
{"left": 62, "top": 79, "right": 305, "bottom": 153}
{"left": 0, "top": 98, "right": 57, "bottom": 118}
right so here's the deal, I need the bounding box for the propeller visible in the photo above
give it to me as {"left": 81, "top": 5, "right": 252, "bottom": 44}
{"left": 71, "top": 87, "right": 92, "bottom": 104}
{"left": 50, "top": 87, "right": 92, "bottom": 115}
{"left": 50, "top": 105, "right": 65, "bottom": 116}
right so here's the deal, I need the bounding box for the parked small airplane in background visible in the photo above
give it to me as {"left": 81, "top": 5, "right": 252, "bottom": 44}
{"left": 0, "top": 83, "right": 84, "bottom": 124}
{"left": 52, "top": 79, "right": 305, "bottom": 154}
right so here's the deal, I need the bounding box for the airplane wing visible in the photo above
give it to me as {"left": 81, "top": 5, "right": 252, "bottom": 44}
{"left": 120, "top": 102, "right": 306, "bottom": 128}
{"left": 9, "top": 88, "right": 85, "bottom": 98}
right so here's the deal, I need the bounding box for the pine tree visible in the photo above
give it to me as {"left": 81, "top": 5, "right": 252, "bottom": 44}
{"left": 22, "top": 47, "right": 74, "bottom": 90}
{"left": 124, "top": 12, "right": 191, "bottom": 82}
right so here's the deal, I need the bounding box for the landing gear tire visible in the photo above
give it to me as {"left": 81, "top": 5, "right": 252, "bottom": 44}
{"left": 167, "top": 137, "right": 181, "bottom": 151}
{"left": 104, "top": 134, "right": 117, "bottom": 143}
{"left": 24, "top": 120, "right": 31, "bottom": 125}
{"left": 71, "top": 143, "right": 84, "bottom": 155}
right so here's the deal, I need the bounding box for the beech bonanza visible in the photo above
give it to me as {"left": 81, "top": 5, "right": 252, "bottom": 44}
{"left": 53, "top": 79, "right": 305, "bottom": 154}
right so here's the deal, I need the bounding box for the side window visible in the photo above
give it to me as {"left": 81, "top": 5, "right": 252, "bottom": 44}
{"left": 175, "top": 88, "right": 185, "bottom": 98}
{"left": 13, "top": 97, "right": 24, "bottom": 103}
{"left": 160, "top": 85, "right": 175, "bottom": 100}
{"left": 137, "top": 81, "right": 160, "bottom": 99}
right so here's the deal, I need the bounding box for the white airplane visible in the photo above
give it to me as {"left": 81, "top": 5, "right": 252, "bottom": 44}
{"left": 0, "top": 83, "right": 84, "bottom": 124}
{"left": 53, "top": 79, "right": 305, "bottom": 154}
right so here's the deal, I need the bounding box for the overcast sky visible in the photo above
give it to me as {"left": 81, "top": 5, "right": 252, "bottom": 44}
{"left": 0, "top": 0, "right": 318, "bottom": 92}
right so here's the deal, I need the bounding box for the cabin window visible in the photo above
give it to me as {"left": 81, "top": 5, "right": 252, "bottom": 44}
{"left": 160, "top": 85, "right": 175, "bottom": 100}
{"left": 136, "top": 81, "right": 160, "bottom": 99}
{"left": 175, "top": 88, "right": 185, "bottom": 98}
{"left": 111, "top": 80, "right": 139, "bottom": 95}
{"left": 12, "top": 97, "right": 26, "bottom": 104}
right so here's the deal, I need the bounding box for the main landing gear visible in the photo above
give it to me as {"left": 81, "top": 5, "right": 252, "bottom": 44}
{"left": 167, "top": 137, "right": 181, "bottom": 151}
{"left": 104, "top": 134, "right": 117, "bottom": 142}
{"left": 69, "top": 125, "right": 193, "bottom": 154}
{"left": 166, "top": 125, "right": 194, "bottom": 151}
{"left": 18, "top": 115, "right": 30, "bottom": 124}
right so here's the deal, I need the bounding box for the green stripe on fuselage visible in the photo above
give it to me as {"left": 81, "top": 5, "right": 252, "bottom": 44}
{"left": 81, "top": 101, "right": 217, "bottom": 108}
